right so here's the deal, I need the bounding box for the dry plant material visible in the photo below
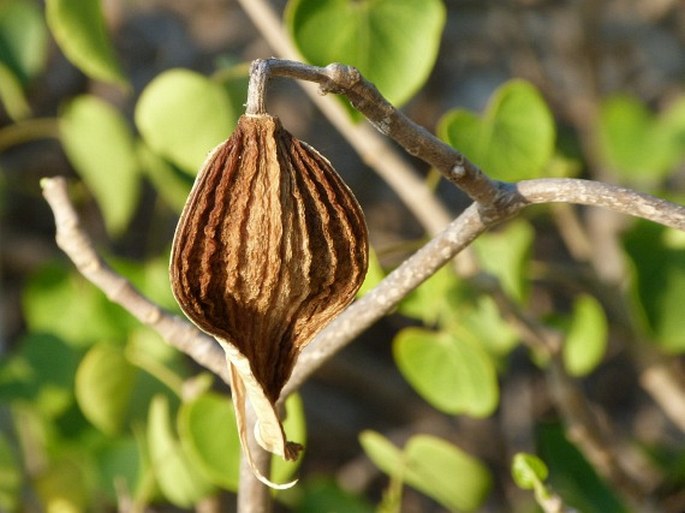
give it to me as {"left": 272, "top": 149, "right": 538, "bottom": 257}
{"left": 170, "top": 113, "right": 368, "bottom": 487}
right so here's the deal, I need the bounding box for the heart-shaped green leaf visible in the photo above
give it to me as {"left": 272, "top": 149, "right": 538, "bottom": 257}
{"left": 75, "top": 342, "right": 136, "bottom": 435}
{"left": 286, "top": 0, "right": 445, "bottom": 109}
{"left": 60, "top": 95, "right": 140, "bottom": 236}
{"left": 438, "top": 80, "right": 555, "bottom": 181}
{"left": 135, "top": 68, "right": 235, "bottom": 174}
{"left": 45, "top": 0, "right": 126, "bottom": 85}
{"left": 563, "top": 295, "right": 608, "bottom": 376}
{"left": 360, "top": 431, "right": 492, "bottom": 512}
{"left": 393, "top": 328, "right": 498, "bottom": 417}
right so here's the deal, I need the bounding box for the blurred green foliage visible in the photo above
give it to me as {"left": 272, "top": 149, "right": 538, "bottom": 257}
{"left": 1, "top": 0, "right": 685, "bottom": 511}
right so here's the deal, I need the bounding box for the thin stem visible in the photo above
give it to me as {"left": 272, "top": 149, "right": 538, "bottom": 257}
{"left": 250, "top": 58, "right": 503, "bottom": 205}
{"left": 237, "top": 405, "right": 272, "bottom": 513}
{"left": 0, "top": 117, "right": 60, "bottom": 152}
{"left": 245, "top": 60, "right": 268, "bottom": 116}
{"left": 235, "top": 0, "right": 454, "bottom": 236}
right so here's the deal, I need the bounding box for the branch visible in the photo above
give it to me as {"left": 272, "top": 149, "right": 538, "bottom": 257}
{"left": 250, "top": 58, "right": 503, "bottom": 205}
{"left": 39, "top": 177, "right": 231, "bottom": 385}
{"left": 517, "top": 178, "right": 685, "bottom": 231}
{"left": 235, "top": 0, "right": 454, "bottom": 236}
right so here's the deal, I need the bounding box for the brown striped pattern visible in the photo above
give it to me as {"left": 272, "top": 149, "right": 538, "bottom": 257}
{"left": 170, "top": 114, "right": 368, "bottom": 402}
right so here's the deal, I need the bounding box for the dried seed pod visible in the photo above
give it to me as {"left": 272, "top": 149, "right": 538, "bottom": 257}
{"left": 170, "top": 113, "right": 368, "bottom": 486}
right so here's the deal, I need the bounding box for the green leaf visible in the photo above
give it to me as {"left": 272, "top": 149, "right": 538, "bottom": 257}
{"left": 438, "top": 80, "right": 555, "bottom": 181}
{"left": 0, "top": 0, "right": 47, "bottom": 119}
{"left": 0, "top": 333, "right": 80, "bottom": 417}
{"left": 661, "top": 96, "right": 685, "bottom": 163}
{"left": 179, "top": 392, "right": 305, "bottom": 491}
{"left": 623, "top": 222, "right": 685, "bottom": 352}
{"left": 597, "top": 95, "right": 675, "bottom": 183}
{"left": 360, "top": 431, "right": 492, "bottom": 512}
{"left": 45, "top": 0, "right": 126, "bottom": 85}
{"left": 75, "top": 342, "right": 136, "bottom": 435}
{"left": 456, "top": 294, "right": 519, "bottom": 358}
{"left": 0, "top": 62, "right": 30, "bottom": 119}
{"left": 286, "top": 0, "right": 445, "bottom": 109}
{"left": 178, "top": 392, "right": 241, "bottom": 490}
{"left": 511, "top": 453, "right": 548, "bottom": 490}
{"left": 135, "top": 68, "right": 235, "bottom": 173}
{"left": 473, "top": 219, "right": 534, "bottom": 303}
{"left": 393, "top": 328, "right": 499, "bottom": 417}
{"left": 0, "top": 431, "right": 21, "bottom": 512}
{"left": 95, "top": 437, "right": 143, "bottom": 503}
{"left": 137, "top": 140, "right": 193, "bottom": 213}
{"left": 60, "top": 94, "right": 140, "bottom": 235}
{"left": 563, "top": 295, "right": 608, "bottom": 376}
{"left": 22, "top": 264, "right": 134, "bottom": 347}
{"left": 148, "top": 395, "right": 213, "bottom": 507}
{"left": 0, "top": 0, "right": 48, "bottom": 83}
{"left": 398, "top": 266, "right": 459, "bottom": 326}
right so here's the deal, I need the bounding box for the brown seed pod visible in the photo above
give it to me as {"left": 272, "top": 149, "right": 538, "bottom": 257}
{"left": 169, "top": 113, "right": 368, "bottom": 485}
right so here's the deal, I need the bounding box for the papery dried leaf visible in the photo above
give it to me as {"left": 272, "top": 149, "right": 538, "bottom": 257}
{"left": 170, "top": 114, "right": 368, "bottom": 477}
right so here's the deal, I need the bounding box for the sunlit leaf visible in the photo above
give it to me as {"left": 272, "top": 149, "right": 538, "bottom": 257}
{"left": 60, "top": 94, "right": 140, "bottom": 235}
{"left": 148, "top": 395, "right": 214, "bottom": 507}
{"left": 45, "top": 0, "right": 126, "bottom": 85}
{"left": 511, "top": 452, "right": 548, "bottom": 490}
{"left": 22, "top": 264, "right": 133, "bottom": 347}
{"left": 135, "top": 68, "right": 234, "bottom": 173}
{"left": 75, "top": 342, "right": 136, "bottom": 435}
{"left": 360, "top": 431, "right": 492, "bottom": 512}
{"left": 393, "top": 328, "right": 499, "bottom": 417}
{"left": 563, "top": 295, "right": 608, "bottom": 376}
{"left": 286, "top": 0, "right": 445, "bottom": 110}
{"left": 439, "top": 80, "right": 555, "bottom": 181}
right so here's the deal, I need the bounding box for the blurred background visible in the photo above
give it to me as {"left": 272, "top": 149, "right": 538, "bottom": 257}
{"left": 1, "top": 0, "right": 684, "bottom": 512}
